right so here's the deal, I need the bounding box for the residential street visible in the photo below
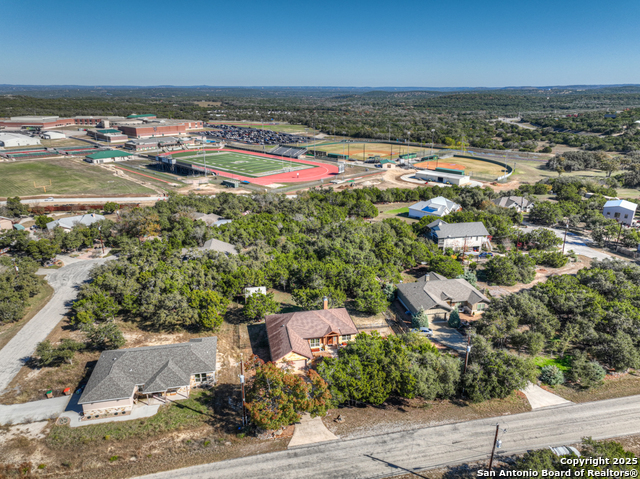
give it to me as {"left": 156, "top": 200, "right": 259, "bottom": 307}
{"left": 0, "top": 258, "right": 110, "bottom": 394}
{"left": 138, "top": 394, "right": 640, "bottom": 479}
{"left": 522, "top": 224, "right": 610, "bottom": 260}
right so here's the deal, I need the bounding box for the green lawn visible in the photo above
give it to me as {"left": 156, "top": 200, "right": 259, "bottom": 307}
{"left": 171, "top": 151, "right": 315, "bottom": 178}
{"left": 384, "top": 206, "right": 410, "bottom": 215}
{"left": 0, "top": 159, "right": 157, "bottom": 198}
{"left": 47, "top": 391, "right": 213, "bottom": 448}
{"left": 534, "top": 355, "right": 572, "bottom": 372}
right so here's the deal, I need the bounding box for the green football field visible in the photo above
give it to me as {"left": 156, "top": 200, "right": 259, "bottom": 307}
{"left": 171, "top": 151, "right": 314, "bottom": 178}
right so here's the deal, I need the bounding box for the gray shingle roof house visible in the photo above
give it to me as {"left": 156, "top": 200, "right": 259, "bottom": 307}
{"left": 408, "top": 197, "right": 461, "bottom": 219}
{"left": 492, "top": 196, "right": 534, "bottom": 212}
{"left": 46, "top": 213, "right": 105, "bottom": 231}
{"left": 428, "top": 220, "right": 491, "bottom": 251}
{"left": 397, "top": 272, "right": 489, "bottom": 320}
{"left": 265, "top": 307, "right": 358, "bottom": 370}
{"left": 202, "top": 238, "right": 238, "bottom": 255}
{"left": 78, "top": 337, "right": 217, "bottom": 418}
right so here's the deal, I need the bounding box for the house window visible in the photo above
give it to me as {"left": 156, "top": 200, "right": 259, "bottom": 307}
{"left": 624, "top": 214, "right": 629, "bottom": 218}
{"left": 194, "top": 373, "right": 206, "bottom": 383}
{"left": 614, "top": 212, "right": 621, "bottom": 218}
{"left": 309, "top": 338, "right": 320, "bottom": 348}
{"left": 341, "top": 335, "right": 352, "bottom": 342}
{"left": 606, "top": 212, "right": 611, "bottom": 215}
{"left": 477, "top": 303, "right": 486, "bottom": 311}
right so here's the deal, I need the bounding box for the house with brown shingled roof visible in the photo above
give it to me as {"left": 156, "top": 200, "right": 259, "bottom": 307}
{"left": 265, "top": 300, "right": 358, "bottom": 370}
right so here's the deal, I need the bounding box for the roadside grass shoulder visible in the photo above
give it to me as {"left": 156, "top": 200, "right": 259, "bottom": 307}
{"left": 46, "top": 391, "right": 214, "bottom": 449}
{"left": 0, "top": 280, "right": 54, "bottom": 352}
{"left": 544, "top": 373, "right": 640, "bottom": 403}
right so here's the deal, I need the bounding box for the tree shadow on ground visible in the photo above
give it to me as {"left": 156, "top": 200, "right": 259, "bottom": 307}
{"left": 247, "top": 323, "right": 270, "bottom": 363}
{"left": 209, "top": 383, "right": 243, "bottom": 434}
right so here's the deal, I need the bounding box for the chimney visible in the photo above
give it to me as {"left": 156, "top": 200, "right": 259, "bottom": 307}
{"left": 323, "top": 296, "right": 328, "bottom": 310}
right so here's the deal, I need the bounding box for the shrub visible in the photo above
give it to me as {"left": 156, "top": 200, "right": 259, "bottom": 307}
{"left": 412, "top": 309, "right": 430, "bottom": 328}
{"left": 448, "top": 309, "right": 461, "bottom": 329}
{"left": 109, "top": 456, "right": 119, "bottom": 462}
{"left": 539, "top": 365, "right": 565, "bottom": 386}
{"left": 569, "top": 352, "right": 606, "bottom": 388}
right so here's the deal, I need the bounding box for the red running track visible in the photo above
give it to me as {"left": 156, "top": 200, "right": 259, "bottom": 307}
{"left": 167, "top": 148, "right": 339, "bottom": 185}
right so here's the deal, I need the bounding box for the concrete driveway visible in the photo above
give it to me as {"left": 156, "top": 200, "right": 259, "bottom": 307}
{"left": 522, "top": 225, "right": 610, "bottom": 260}
{"left": 430, "top": 319, "right": 467, "bottom": 354}
{"left": 0, "top": 257, "right": 111, "bottom": 394}
{"left": 0, "top": 396, "right": 70, "bottom": 426}
{"left": 288, "top": 413, "right": 338, "bottom": 448}
{"left": 521, "top": 383, "right": 572, "bottom": 409}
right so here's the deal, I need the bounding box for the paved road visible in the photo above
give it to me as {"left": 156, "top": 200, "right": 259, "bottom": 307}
{"left": 0, "top": 196, "right": 164, "bottom": 205}
{"left": 522, "top": 225, "right": 610, "bottom": 260}
{"left": 0, "top": 258, "right": 110, "bottom": 394}
{"left": 138, "top": 395, "right": 640, "bottom": 479}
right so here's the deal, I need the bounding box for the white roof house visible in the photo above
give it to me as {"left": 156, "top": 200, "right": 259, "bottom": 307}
{"left": 46, "top": 214, "right": 106, "bottom": 231}
{"left": 603, "top": 199, "right": 638, "bottom": 226}
{"left": 408, "top": 197, "right": 461, "bottom": 219}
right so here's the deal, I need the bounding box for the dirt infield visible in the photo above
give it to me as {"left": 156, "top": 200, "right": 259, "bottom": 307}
{"left": 168, "top": 148, "right": 339, "bottom": 185}
{"left": 414, "top": 161, "right": 466, "bottom": 171}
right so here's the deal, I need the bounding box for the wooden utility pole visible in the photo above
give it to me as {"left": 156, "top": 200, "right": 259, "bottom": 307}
{"left": 463, "top": 334, "right": 471, "bottom": 376}
{"left": 488, "top": 423, "right": 500, "bottom": 472}
{"left": 240, "top": 354, "right": 246, "bottom": 427}
{"left": 562, "top": 222, "right": 569, "bottom": 255}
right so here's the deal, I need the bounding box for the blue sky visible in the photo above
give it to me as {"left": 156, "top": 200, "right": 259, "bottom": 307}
{"left": 1, "top": 0, "right": 638, "bottom": 87}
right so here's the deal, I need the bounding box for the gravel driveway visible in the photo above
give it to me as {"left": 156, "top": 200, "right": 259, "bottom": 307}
{"left": 0, "top": 258, "right": 110, "bottom": 394}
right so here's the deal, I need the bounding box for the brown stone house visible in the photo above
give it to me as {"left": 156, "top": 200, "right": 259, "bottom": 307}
{"left": 78, "top": 337, "right": 217, "bottom": 419}
{"left": 265, "top": 303, "right": 358, "bottom": 370}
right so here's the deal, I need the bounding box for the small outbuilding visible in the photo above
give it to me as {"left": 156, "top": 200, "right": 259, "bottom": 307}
{"left": 603, "top": 199, "right": 637, "bottom": 226}
{"left": 41, "top": 131, "right": 66, "bottom": 140}
{"left": 85, "top": 150, "right": 133, "bottom": 164}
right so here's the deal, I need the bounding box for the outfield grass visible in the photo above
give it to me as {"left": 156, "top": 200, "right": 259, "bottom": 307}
{"left": 313, "top": 142, "right": 431, "bottom": 161}
{"left": 47, "top": 391, "right": 213, "bottom": 448}
{"left": 0, "top": 159, "right": 157, "bottom": 198}
{"left": 171, "top": 151, "right": 314, "bottom": 178}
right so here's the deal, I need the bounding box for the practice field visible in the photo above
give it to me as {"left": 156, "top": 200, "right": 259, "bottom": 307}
{"left": 312, "top": 142, "right": 434, "bottom": 161}
{"left": 0, "top": 159, "right": 156, "bottom": 198}
{"left": 171, "top": 150, "right": 315, "bottom": 178}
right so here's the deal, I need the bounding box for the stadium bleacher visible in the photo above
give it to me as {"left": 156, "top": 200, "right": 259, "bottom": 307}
{"left": 271, "top": 146, "right": 308, "bottom": 158}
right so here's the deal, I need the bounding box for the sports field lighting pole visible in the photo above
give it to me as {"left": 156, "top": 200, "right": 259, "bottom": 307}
{"left": 430, "top": 129, "right": 435, "bottom": 155}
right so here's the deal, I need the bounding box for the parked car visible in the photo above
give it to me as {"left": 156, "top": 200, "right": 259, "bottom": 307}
{"left": 479, "top": 252, "right": 494, "bottom": 258}
{"left": 411, "top": 327, "right": 434, "bottom": 337}
{"left": 44, "top": 197, "right": 54, "bottom": 202}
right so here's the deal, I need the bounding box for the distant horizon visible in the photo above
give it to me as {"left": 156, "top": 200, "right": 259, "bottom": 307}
{"left": 2, "top": 83, "right": 640, "bottom": 91}
{"left": 2, "top": 0, "right": 638, "bottom": 87}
